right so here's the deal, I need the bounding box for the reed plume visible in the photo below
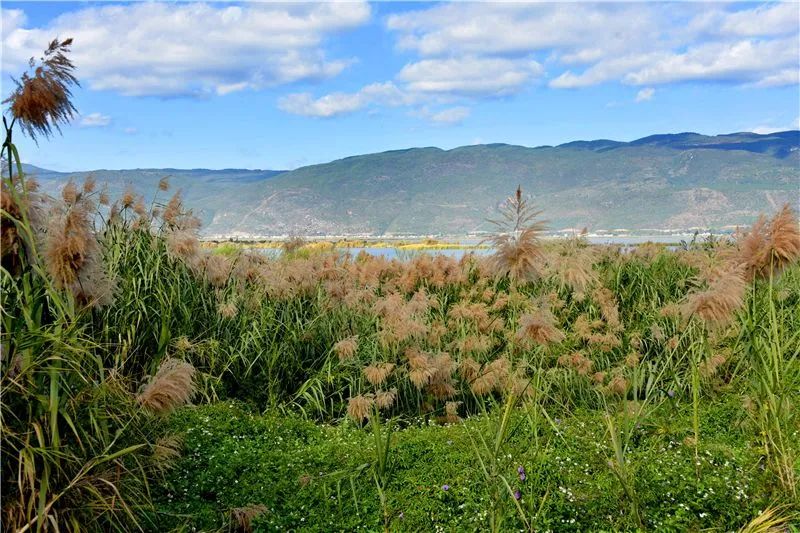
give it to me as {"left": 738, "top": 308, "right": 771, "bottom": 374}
{"left": 484, "top": 186, "right": 548, "bottom": 282}
{"left": 439, "top": 401, "right": 462, "bottom": 424}
{"left": 137, "top": 358, "right": 196, "bottom": 415}
{"left": 4, "top": 38, "right": 78, "bottom": 141}
{"left": 217, "top": 301, "right": 238, "bottom": 319}
{"left": 587, "top": 331, "right": 621, "bottom": 352}
{"left": 363, "top": 362, "right": 395, "bottom": 386}
{"left": 738, "top": 204, "right": 800, "bottom": 279}
{"left": 152, "top": 435, "right": 183, "bottom": 472}
{"left": 698, "top": 352, "right": 727, "bottom": 379}
{"left": 231, "top": 504, "right": 268, "bottom": 533}
{"left": 608, "top": 374, "right": 629, "bottom": 396}
{"left": 592, "top": 287, "right": 621, "bottom": 329}
{"left": 333, "top": 336, "right": 359, "bottom": 362}
{"left": 426, "top": 352, "right": 457, "bottom": 399}
{"left": 681, "top": 266, "right": 746, "bottom": 330}
{"left": 558, "top": 352, "right": 593, "bottom": 375}
{"left": 551, "top": 249, "right": 597, "bottom": 299}
{"left": 516, "top": 308, "right": 565, "bottom": 346}
{"left": 406, "top": 347, "right": 436, "bottom": 389}
{"left": 347, "top": 394, "right": 374, "bottom": 422}
{"left": 165, "top": 229, "right": 200, "bottom": 260}
{"left": 451, "top": 334, "right": 493, "bottom": 356}
{"left": 458, "top": 357, "right": 481, "bottom": 383}
{"left": 43, "top": 191, "right": 95, "bottom": 288}
{"left": 375, "top": 388, "right": 397, "bottom": 410}
{"left": 470, "top": 357, "right": 510, "bottom": 395}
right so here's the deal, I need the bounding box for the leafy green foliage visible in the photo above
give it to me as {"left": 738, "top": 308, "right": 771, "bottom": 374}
{"left": 147, "top": 399, "right": 785, "bottom": 531}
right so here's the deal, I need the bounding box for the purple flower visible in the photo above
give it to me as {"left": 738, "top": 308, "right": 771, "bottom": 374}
{"left": 667, "top": 389, "right": 676, "bottom": 398}
{"left": 518, "top": 466, "right": 526, "bottom": 482}
{"left": 514, "top": 490, "right": 522, "bottom": 500}
{"left": 442, "top": 484, "right": 450, "bottom": 491}
{"left": 555, "top": 418, "right": 562, "bottom": 425}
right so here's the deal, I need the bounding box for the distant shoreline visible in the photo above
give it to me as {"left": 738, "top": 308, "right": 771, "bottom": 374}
{"left": 200, "top": 231, "right": 732, "bottom": 249}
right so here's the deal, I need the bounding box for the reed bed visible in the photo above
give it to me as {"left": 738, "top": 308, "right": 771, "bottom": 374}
{"left": 3, "top": 172, "right": 798, "bottom": 529}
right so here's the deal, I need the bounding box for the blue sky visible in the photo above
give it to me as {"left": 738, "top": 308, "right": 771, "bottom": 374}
{"left": 2, "top": 1, "right": 798, "bottom": 171}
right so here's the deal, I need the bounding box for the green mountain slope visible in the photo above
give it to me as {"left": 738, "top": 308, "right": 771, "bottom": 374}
{"left": 25, "top": 131, "right": 799, "bottom": 236}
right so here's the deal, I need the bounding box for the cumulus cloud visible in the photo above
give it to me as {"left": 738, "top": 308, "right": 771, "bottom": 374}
{"left": 398, "top": 57, "right": 543, "bottom": 96}
{"left": 622, "top": 38, "right": 798, "bottom": 86}
{"left": 279, "top": 54, "right": 541, "bottom": 121}
{"left": 80, "top": 113, "right": 112, "bottom": 127}
{"left": 387, "top": 3, "right": 661, "bottom": 59}
{"left": 278, "top": 82, "right": 411, "bottom": 118}
{"left": 635, "top": 88, "right": 655, "bottom": 103}
{"left": 747, "top": 69, "right": 800, "bottom": 89}
{"left": 388, "top": 2, "right": 799, "bottom": 90}
{"left": 1, "top": 3, "right": 370, "bottom": 97}
{"left": 428, "top": 106, "right": 471, "bottom": 125}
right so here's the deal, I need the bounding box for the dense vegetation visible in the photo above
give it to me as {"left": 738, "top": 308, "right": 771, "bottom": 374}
{"left": 2, "top": 37, "right": 799, "bottom": 533}
{"left": 2, "top": 171, "right": 799, "bottom": 530}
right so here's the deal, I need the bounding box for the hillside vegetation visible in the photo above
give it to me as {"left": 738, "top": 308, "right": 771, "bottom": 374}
{"left": 27, "top": 130, "right": 800, "bottom": 236}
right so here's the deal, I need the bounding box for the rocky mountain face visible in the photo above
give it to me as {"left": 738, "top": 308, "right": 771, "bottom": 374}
{"left": 26, "top": 131, "right": 799, "bottom": 237}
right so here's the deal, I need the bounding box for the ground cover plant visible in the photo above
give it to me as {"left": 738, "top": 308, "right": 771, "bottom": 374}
{"left": 2, "top": 38, "right": 799, "bottom": 532}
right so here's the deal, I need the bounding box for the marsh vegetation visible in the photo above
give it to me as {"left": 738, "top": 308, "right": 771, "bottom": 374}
{"left": 2, "top": 38, "right": 799, "bottom": 532}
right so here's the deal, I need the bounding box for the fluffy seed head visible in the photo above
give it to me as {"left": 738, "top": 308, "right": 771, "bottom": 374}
{"left": 333, "top": 336, "right": 359, "bottom": 362}
{"left": 738, "top": 204, "right": 800, "bottom": 279}
{"left": 363, "top": 362, "right": 395, "bottom": 386}
{"left": 375, "top": 389, "right": 397, "bottom": 410}
{"left": 681, "top": 266, "right": 746, "bottom": 329}
{"left": 483, "top": 186, "right": 548, "bottom": 282}
{"left": 516, "top": 309, "right": 565, "bottom": 346}
{"left": 137, "top": 358, "right": 196, "bottom": 415}
{"left": 4, "top": 38, "right": 78, "bottom": 141}
{"left": 231, "top": 504, "right": 268, "bottom": 533}
{"left": 347, "top": 394, "right": 374, "bottom": 422}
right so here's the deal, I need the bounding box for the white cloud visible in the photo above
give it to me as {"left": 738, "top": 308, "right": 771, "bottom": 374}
{"left": 750, "top": 117, "right": 800, "bottom": 135}
{"left": 279, "top": 55, "right": 542, "bottom": 121}
{"left": 79, "top": 112, "right": 111, "bottom": 127}
{"left": 387, "top": 3, "right": 662, "bottom": 59}
{"left": 549, "top": 54, "right": 659, "bottom": 89}
{"left": 623, "top": 38, "right": 798, "bottom": 86}
{"left": 278, "top": 82, "right": 410, "bottom": 118}
{"left": 430, "top": 106, "right": 470, "bottom": 125}
{"left": 716, "top": 3, "right": 799, "bottom": 37}
{"left": 387, "top": 2, "right": 799, "bottom": 90}
{"left": 635, "top": 88, "right": 655, "bottom": 103}
{"left": 413, "top": 106, "right": 471, "bottom": 125}
{"left": 1, "top": 3, "right": 370, "bottom": 97}
{"left": 748, "top": 69, "right": 800, "bottom": 89}
{"left": 398, "top": 57, "right": 543, "bottom": 96}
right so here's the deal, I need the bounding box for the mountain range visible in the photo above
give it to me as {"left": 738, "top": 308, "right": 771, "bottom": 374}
{"left": 24, "top": 130, "right": 800, "bottom": 237}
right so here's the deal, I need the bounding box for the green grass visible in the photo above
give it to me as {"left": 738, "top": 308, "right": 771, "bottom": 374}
{"left": 146, "top": 398, "right": 784, "bottom": 532}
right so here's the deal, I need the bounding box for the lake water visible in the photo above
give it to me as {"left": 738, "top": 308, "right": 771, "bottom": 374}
{"left": 253, "top": 234, "right": 700, "bottom": 260}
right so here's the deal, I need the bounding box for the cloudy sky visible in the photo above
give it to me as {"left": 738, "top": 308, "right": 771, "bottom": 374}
{"left": 2, "top": 1, "right": 798, "bottom": 171}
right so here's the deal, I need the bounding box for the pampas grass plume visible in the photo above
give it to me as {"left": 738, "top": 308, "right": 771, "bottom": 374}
{"left": 137, "top": 358, "right": 196, "bottom": 415}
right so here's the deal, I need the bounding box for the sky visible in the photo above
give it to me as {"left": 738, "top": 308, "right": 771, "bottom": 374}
{"left": 1, "top": 1, "right": 799, "bottom": 171}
